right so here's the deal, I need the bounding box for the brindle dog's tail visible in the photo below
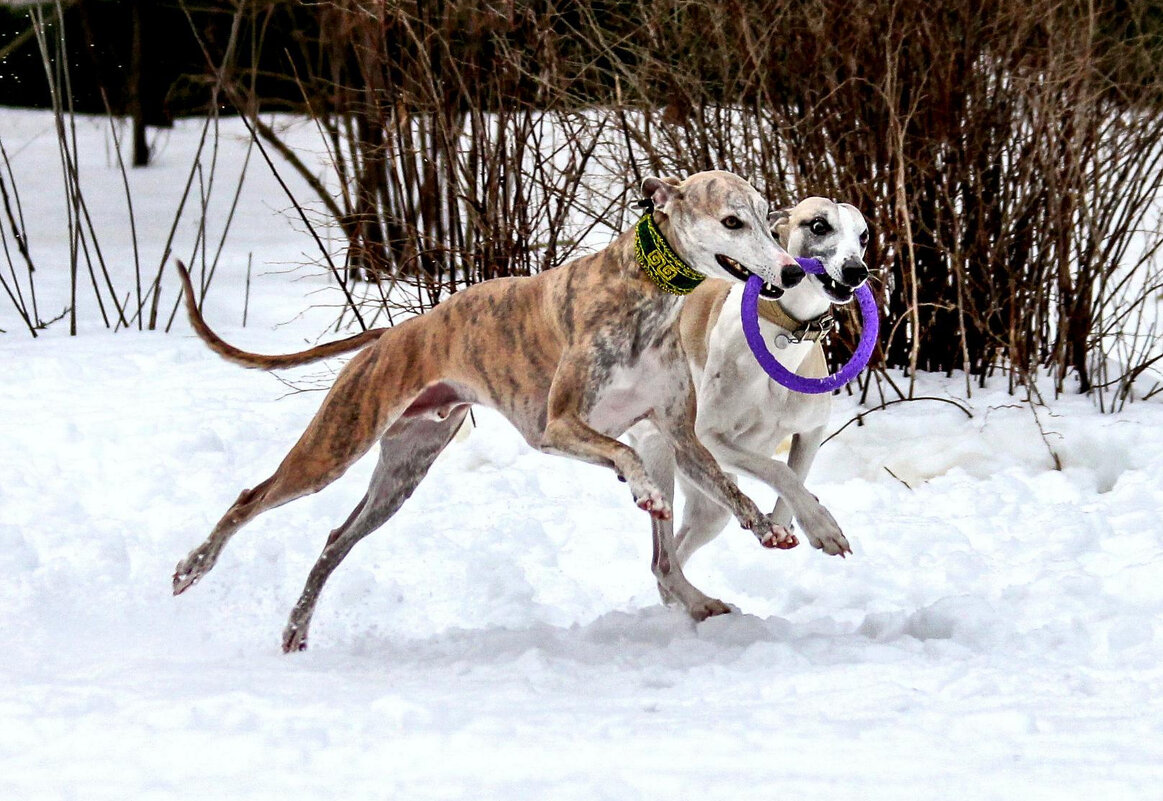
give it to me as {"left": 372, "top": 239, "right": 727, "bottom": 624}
{"left": 176, "top": 260, "right": 387, "bottom": 370}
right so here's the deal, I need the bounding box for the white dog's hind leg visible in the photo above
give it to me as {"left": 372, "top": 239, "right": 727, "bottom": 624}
{"left": 772, "top": 425, "right": 825, "bottom": 529}
{"left": 673, "top": 475, "right": 733, "bottom": 567}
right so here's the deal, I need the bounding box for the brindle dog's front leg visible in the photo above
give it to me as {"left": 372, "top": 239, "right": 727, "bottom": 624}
{"left": 542, "top": 355, "right": 732, "bottom": 620}
{"left": 636, "top": 428, "right": 732, "bottom": 620}
{"left": 541, "top": 415, "right": 672, "bottom": 519}
{"left": 539, "top": 360, "right": 670, "bottom": 519}
{"left": 542, "top": 415, "right": 672, "bottom": 516}
{"left": 652, "top": 389, "right": 798, "bottom": 551}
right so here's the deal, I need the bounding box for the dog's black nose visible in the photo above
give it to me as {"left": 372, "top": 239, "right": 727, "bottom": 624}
{"left": 781, "top": 263, "right": 805, "bottom": 288}
{"left": 841, "top": 258, "right": 869, "bottom": 287}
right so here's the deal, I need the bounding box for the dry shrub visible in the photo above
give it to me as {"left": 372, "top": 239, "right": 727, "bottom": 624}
{"left": 226, "top": 0, "right": 624, "bottom": 323}
{"left": 586, "top": 0, "right": 1163, "bottom": 407}
{"left": 211, "top": 0, "right": 1163, "bottom": 407}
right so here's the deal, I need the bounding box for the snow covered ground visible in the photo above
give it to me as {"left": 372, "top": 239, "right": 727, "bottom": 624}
{"left": 1, "top": 109, "right": 1162, "bottom": 799}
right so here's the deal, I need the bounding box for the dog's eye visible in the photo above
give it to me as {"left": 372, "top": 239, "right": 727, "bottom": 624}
{"left": 809, "top": 218, "right": 832, "bottom": 236}
{"left": 721, "top": 216, "right": 744, "bottom": 230}
{"left": 859, "top": 231, "right": 869, "bottom": 247}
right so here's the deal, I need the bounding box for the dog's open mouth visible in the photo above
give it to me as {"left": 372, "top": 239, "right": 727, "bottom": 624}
{"left": 715, "top": 254, "right": 784, "bottom": 299}
{"left": 817, "top": 272, "right": 855, "bottom": 304}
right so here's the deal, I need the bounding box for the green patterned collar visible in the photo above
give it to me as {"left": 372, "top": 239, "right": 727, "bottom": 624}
{"left": 634, "top": 213, "right": 706, "bottom": 296}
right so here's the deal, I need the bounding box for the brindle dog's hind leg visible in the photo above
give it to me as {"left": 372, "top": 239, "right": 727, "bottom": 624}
{"left": 281, "top": 406, "right": 469, "bottom": 653}
{"left": 173, "top": 342, "right": 426, "bottom": 595}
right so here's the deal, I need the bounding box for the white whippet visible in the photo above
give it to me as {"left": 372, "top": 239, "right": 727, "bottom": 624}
{"left": 172, "top": 171, "right": 815, "bottom": 649}
{"left": 626, "top": 197, "right": 870, "bottom": 591}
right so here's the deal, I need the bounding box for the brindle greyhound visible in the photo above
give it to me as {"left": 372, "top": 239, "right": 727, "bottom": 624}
{"left": 626, "top": 197, "right": 870, "bottom": 597}
{"left": 172, "top": 170, "right": 807, "bottom": 651}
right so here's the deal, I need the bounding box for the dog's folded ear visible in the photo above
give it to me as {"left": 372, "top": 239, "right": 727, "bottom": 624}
{"left": 768, "top": 207, "right": 793, "bottom": 242}
{"left": 642, "top": 176, "right": 684, "bottom": 213}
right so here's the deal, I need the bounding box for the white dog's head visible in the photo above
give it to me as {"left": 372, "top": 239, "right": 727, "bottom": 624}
{"left": 771, "top": 196, "right": 870, "bottom": 304}
{"left": 641, "top": 171, "right": 804, "bottom": 298}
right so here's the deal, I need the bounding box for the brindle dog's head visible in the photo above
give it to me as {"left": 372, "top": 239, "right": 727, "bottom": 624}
{"left": 642, "top": 171, "right": 803, "bottom": 299}
{"left": 771, "top": 197, "right": 870, "bottom": 304}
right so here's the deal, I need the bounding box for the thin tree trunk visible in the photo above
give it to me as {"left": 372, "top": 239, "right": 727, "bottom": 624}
{"left": 130, "top": 0, "right": 149, "bottom": 167}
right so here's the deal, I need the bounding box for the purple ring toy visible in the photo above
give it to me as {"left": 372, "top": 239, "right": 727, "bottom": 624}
{"left": 741, "top": 257, "right": 879, "bottom": 394}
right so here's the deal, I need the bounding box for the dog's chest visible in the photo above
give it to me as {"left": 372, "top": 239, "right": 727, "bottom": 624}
{"left": 587, "top": 347, "right": 678, "bottom": 436}
{"left": 695, "top": 306, "right": 830, "bottom": 444}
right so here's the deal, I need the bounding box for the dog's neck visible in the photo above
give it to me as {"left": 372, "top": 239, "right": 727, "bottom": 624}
{"left": 764, "top": 279, "right": 833, "bottom": 329}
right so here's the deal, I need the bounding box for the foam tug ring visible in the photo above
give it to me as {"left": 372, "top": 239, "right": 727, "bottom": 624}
{"left": 741, "top": 257, "right": 879, "bottom": 394}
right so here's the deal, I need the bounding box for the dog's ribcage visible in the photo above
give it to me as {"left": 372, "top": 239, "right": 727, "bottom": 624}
{"left": 588, "top": 345, "right": 685, "bottom": 437}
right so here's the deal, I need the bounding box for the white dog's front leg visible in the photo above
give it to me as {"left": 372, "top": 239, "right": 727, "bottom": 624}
{"left": 704, "top": 431, "right": 849, "bottom": 556}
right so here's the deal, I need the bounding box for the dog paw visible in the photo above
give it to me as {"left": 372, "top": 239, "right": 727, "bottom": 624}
{"left": 759, "top": 523, "right": 799, "bottom": 550}
{"left": 689, "top": 597, "right": 732, "bottom": 622}
{"left": 281, "top": 623, "right": 309, "bottom": 654}
{"left": 636, "top": 492, "right": 672, "bottom": 520}
{"left": 808, "top": 527, "right": 852, "bottom": 557}
{"left": 172, "top": 549, "right": 213, "bottom": 595}
{"left": 739, "top": 511, "right": 798, "bottom": 549}
{"left": 172, "top": 570, "right": 199, "bottom": 595}
{"left": 629, "top": 476, "right": 671, "bottom": 519}
{"left": 800, "top": 506, "right": 851, "bottom": 557}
